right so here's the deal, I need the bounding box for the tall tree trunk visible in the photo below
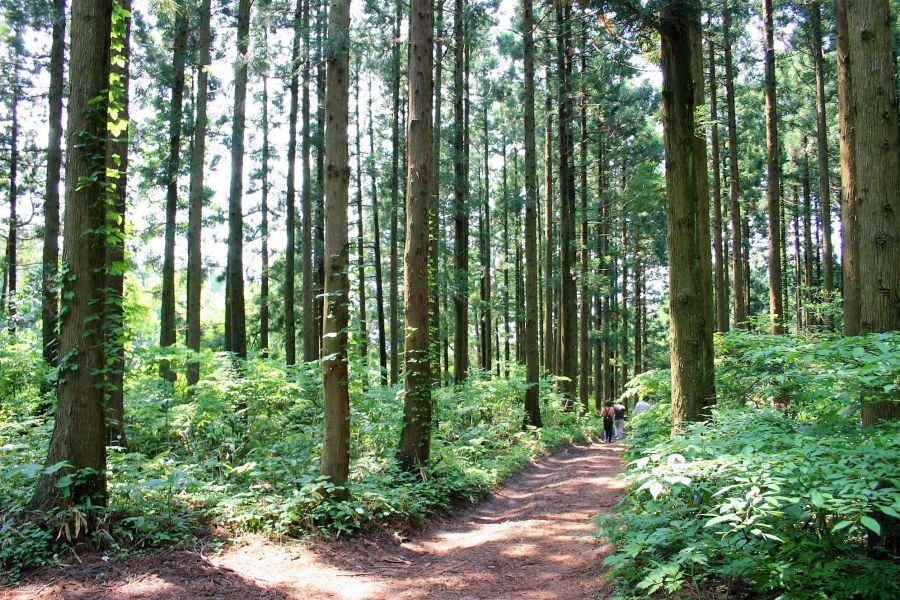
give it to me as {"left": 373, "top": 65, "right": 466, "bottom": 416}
{"left": 480, "top": 102, "right": 492, "bottom": 375}
{"left": 368, "top": 78, "right": 389, "bottom": 383}
{"left": 30, "top": 0, "right": 113, "bottom": 511}
{"left": 160, "top": 4, "right": 189, "bottom": 378}
{"left": 224, "top": 0, "right": 251, "bottom": 359}
{"left": 320, "top": 0, "right": 352, "bottom": 488}
{"left": 762, "top": 0, "right": 784, "bottom": 334}
{"left": 430, "top": 0, "right": 444, "bottom": 386}
{"left": 802, "top": 148, "right": 814, "bottom": 328}
{"left": 502, "top": 143, "right": 511, "bottom": 373}
{"left": 633, "top": 259, "right": 642, "bottom": 375}
{"left": 708, "top": 32, "right": 728, "bottom": 333}
{"left": 389, "top": 0, "right": 403, "bottom": 385}
{"left": 846, "top": 0, "right": 900, "bottom": 426}
{"left": 398, "top": 0, "right": 433, "bottom": 468}
{"left": 259, "top": 48, "right": 271, "bottom": 355}
{"left": 810, "top": 1, "right": 834, "bottom": 299}
{"left": 836, "top": 0, "right": 860, "bottom": 336}
{"left": 315, "top": 4, "right": 327, "bottom": 356}
{"left": 301, "top": 0, "right": 316, "bottom": 361}
{"left": 5, "top": 49, "right": 19, "bottom": 334}
{"left": 355, "top": 64, "right": 368, "bottom": 371}
{"left": 522, "top": 0, "right": 542, "bottom": 427}
{"left": 187, "top": 0, "right": 211, "bottom": 386}
{"left": 105, "top": 0, "right": 131, "bottom": 447}
{"left": 283, "top": 0, "right": 301, "bottom": 365}
{"left": 556, "top": 3, "right": 576, "bottom": 407}
{"left": 41, "top": 0, "right": 66, "bottom": 370}
{"left": 595, "top": 134, "right": 605, "bottom": 410}
{"left": 542, "top": 66, "right": 554, "bottom": 374}
{"left": 452, "top": 0, "right": 469, "bottom": 384}
{"left": 723, "top": 8, "right": 746, "bottom": 327}
{"left": 578, "top": 25, "right": 590, "bottom": 411}
{"left": 660, "top": 0, "right": 716, "bottom": 427}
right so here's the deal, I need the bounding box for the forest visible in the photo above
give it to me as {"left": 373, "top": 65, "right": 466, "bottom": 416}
{"left": 0, "top": 0, "right": 898, "bottom": 598}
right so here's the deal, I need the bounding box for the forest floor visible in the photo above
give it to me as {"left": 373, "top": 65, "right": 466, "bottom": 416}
{"left": 6, "top": 441, "right": 625, "bottom": 600}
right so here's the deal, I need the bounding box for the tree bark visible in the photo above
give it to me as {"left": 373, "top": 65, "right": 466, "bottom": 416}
{"left": 660, "top": 0, "right": 716, "bottom": 428}
{"left": 810, "top": 1, "right": 834, "bottom": 299}
{"left": 389, "top": 0, "right": 403, "bottom": 385}
{"left": 30, "top": 0, "right": 113, "bottom": 511}
{"left": 320, "top": 0, "right": 352, "bottom": 488}
{"left": 283, "top": 0, "right": 301, "bottom": 366}
{"left": 542, "top": 65, "right": 554, "bottom": 374}
{"left": 354, "top": 63, "right": 368, "bottom": 371}
{"left": 762, "top": 0, "right": 784, "bottom": 334}
{"left": 398, "top": 0, "right": 433, "bottom": 468}
{"left": 187, "top": 0, "right": 212, "bottom": 386}
{"left": 846, "top": 0, "right": 900, "bottom": 427}
{"left": 578, "top": 24, "right": 590, "bottom": 411}
{"left": 224, "top": 0, "right": 251, "bottom": 359}
{"left": 480, "top": 101, "right": 492, "bottom": 375}
{"left": 556, "top": 3, "right": 576, "bottom": 407}
{"left": 708, "top": 31, "right": 728, "bottom": 333}
{"left": 522, "top": 0, "right": 542, "bottom": 428}
{"left": 160, "top": 3, "right": 189, "bottom": 378}
{"left": 301, "top": 0, "right": 316, "bottom": 361}
{"left": 6, "top": 45, "right": 19, "bottom": 334}
{"left": 41, "top": 0, "right": 66, "bottom": 370}
{"left": 723, "top": 8, "right": 746, "bottom": 327}
{"left": 430, "top": 0, "right": 444, "bottom": 386}
{"left": 259, "top": 43, "right": 271, "bottom": 355}
{"left": 452, "top": 0, "right": 469, "bottom": 384}
{"left": 368, "top": 78, "right": 389, "bottom": 384}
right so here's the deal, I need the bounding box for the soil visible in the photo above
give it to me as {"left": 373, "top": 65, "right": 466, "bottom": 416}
{"left": 5, "top": 441, "right": 626, "bottom": 600}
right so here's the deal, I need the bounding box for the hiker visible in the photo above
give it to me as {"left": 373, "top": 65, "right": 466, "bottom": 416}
{"left": 613, "top": 402, "right": 627, "bottom": 440}
{"left": 601, "top": 401, "right": 616, "bottom": 444}
{"left": 633, "top": 398, "right": 651, "bottom": 416}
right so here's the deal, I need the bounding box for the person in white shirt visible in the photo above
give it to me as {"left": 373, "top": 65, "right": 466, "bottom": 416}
{"left": 613, "top": 403, "right": 627, "bottom": 439}
{"left": 633, "top": 399, "right": 651, "bottom": 416}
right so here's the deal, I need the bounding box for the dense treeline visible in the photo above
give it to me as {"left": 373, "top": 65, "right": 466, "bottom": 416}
{"left": 0, "top": 0, "right": 897, "bottom": 593}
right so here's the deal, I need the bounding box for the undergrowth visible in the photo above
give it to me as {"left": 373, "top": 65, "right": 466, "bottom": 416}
{"left": 598, "top": 331, "right": 900, "bottom": 600}
{"left": 0, "top": 339, "right": 602, "bottom": 578}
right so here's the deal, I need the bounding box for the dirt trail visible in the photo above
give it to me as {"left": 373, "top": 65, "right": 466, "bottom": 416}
{"left": 7, "top": 442, "right": 626, "bottom": 600}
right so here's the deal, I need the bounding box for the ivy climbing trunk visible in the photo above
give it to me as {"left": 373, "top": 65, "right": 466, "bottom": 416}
{"left": 30, "top": 0, "right": 114, "bottom": 511}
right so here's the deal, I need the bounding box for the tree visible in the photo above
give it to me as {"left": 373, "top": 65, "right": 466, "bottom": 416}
{"left": 762, "top": 0, "right": 784, "bottom": 335}
{"left": 722, "top": 6, "right": 746, "bottom": 327}
{"left": 659, "top": 0, "right": 716, "bottom": 427}
{"left": 302, "top": 0, "right": 316, "bottom": 362}
{"left": 160, "top": 2, "right": 189, "bottom": 380}
{"left": 521, "top": 0, "right": 541, "bottom": 428}
{"left": 389, "top": 0, "right": 403, "bottom": 385}
{"left": 283, "top": 0, "right": 302, "bottom": 365}
{"left": 106, "top": 0, "right": 132, "bottom": 447}
{"left": 452, "top": 0, "right": 469, "bottom": 384}
{"left": 555, "top": 2, "right": 576, "bottom": 407}
{"left": 4, "top": 21, "right": 20, "bottom": 334}
{"left": 30, "top": 0, "right": 114, "bottom": 510}
{"left": 708, "top": 29, "right": 728, "bottom": 333}
{"left": 368, "top": 76, "right": 389, "bottom": 383}
{"left": 542, "top": 65, "right": 553, "bottom": 373}
{"left": 320, "top": 0, "right": 352, "bottom": 487}
{"left": 844, "top": 0, "right": 900, "bottom": 425}
{"left": 809, "top": 1, "right": 833, "bottom": 299}
{"left": 186, "top": 0, "right": 212, "bottom": 386}
{"left": 397, "top": 0, "right": 433, "bottom": 469}
{"left": 224, "top": 0, "right": 252, "bottom": 360}
{"left": 430, "top": 0, "right": 444, "bottom": 386}
{"left": 41, "top": 0, "right": 66, "bottom": 370}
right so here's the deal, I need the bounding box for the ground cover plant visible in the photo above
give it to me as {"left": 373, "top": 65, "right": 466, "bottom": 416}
{"left": 598, "top": 331, "right": 900, "bottom": 600}
{"left": 0, "top": 342, "right": 602, "bottom": 577}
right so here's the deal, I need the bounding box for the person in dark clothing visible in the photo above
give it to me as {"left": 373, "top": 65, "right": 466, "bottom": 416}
{"left": 601, "top": 400, "right": 615, "bottom": 444}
